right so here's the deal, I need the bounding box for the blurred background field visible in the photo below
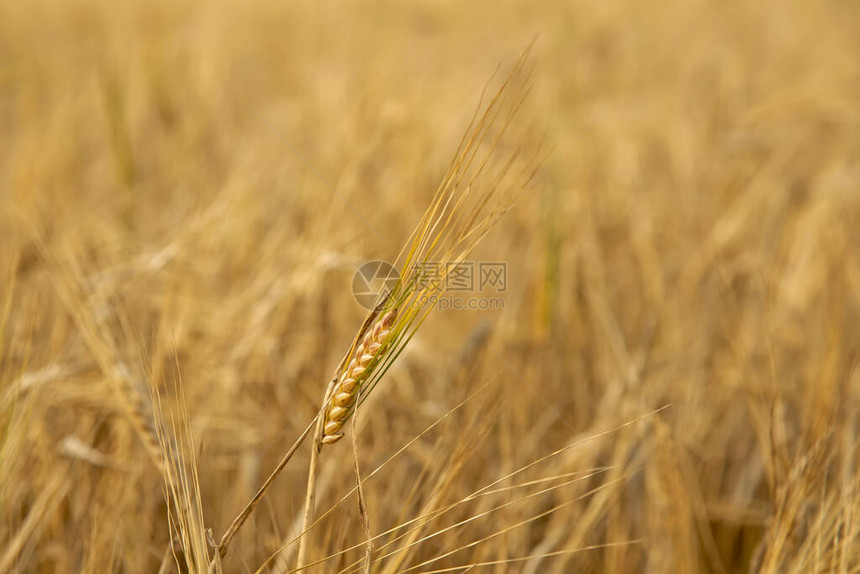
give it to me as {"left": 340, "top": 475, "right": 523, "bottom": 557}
{"left": 2, "top": 1, "right": 860, "bottom": 572}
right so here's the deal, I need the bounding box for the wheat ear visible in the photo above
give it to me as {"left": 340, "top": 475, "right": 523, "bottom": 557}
{"left": 321, "top": 308, "right": 398, "bottom": 444}
{"left": 296, "top": 43, "right": 537, "bottom": 570}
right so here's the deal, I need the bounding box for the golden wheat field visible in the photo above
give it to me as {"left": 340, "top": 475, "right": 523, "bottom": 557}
{"left": 3, "top": 1, "right": 860, "bottom": 572}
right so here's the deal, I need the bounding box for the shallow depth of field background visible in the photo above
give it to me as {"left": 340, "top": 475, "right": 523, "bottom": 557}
{"left": 2, "top": 1, "right": 860, "bottom": 572}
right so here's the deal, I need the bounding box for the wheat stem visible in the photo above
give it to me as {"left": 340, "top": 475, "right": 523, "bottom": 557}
{"left": 296, "top": 379, "right": 337, "bottom": 571}
{"left": 215, "top": 416, "right": 316, "bottom": 562}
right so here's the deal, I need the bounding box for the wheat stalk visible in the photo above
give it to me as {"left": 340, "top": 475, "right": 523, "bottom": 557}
{"left": 294, "top": 44, "right": 540, "bottom": 571}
